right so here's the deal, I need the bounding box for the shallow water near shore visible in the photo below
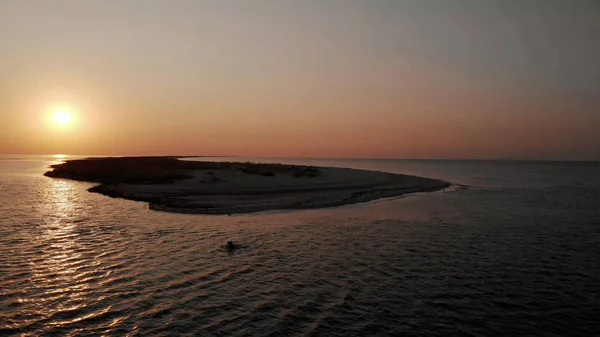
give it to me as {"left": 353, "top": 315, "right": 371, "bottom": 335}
{"left": 1, "top": 155, "right": 599, "bottom": 336}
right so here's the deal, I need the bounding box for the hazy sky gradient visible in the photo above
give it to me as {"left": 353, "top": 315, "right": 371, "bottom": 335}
{"left": 1, "top": 0, "right": 599, "bottom": 159}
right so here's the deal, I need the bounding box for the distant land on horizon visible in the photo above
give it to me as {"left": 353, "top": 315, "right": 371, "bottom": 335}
{"left": 1, "top": 153, "right": 599, "bottom": 163}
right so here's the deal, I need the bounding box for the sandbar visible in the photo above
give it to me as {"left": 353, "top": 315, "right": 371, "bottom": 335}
{"left": 44, "top": 157, "right": 450, "bottom": 214}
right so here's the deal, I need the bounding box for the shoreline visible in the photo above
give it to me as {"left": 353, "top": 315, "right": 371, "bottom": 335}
{"left": 44, "top": 157, "right": 451, "bottom": 214}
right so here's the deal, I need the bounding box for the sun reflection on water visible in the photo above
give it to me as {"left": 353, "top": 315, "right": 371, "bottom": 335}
{"left": 49, "top": 154, "right": 68, "bottom": 167}
{"left": 23, "top": 178, "right": 100, "bottom": 327}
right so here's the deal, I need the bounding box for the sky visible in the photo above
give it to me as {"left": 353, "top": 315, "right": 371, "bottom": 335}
{"left": 1, "top": 0, "right": 599, "bottom": 160}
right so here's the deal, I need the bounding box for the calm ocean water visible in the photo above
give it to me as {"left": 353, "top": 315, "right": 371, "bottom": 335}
{"left": 1, "top": 155, "right": 599, "bottom": 336}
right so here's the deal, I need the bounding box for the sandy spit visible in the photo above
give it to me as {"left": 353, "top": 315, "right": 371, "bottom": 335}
{"left": 88, "top": 166, "right": 450, "bottom": 215}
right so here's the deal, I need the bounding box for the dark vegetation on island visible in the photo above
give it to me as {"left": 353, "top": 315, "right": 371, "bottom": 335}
{"left": 44, "top": 156, "right": 321, "bottom": 184}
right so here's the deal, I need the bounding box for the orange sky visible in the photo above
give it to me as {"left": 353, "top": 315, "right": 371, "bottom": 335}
{"left": 1, "top": 1, "right": 599, "bottom": 160}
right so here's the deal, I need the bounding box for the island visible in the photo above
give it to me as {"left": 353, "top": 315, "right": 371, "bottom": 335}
{"left": 44, "top": 157, "right": 450, "bottom": 214}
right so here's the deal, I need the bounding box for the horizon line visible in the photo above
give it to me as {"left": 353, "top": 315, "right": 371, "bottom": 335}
{"left": 0, "top": 153, "right": 599, "bottom": 163}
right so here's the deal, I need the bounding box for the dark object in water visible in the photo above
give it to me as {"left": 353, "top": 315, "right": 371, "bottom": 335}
{"left": 225, "top": 241, "right": 248, "bottom": 252}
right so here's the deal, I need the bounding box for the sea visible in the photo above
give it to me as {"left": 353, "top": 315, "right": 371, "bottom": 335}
{"left": 1, "top": 154, "right": 599, "bottom": 336}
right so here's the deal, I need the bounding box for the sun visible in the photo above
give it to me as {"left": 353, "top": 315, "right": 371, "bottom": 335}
{"left": 52, "top": 109, "right": 72, "bottom": 126}
{"left": 46, "top": 104, "right": 77, "bottom": 129}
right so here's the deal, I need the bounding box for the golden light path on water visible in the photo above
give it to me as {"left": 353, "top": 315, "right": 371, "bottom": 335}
{"left": 6, "top": 172, "right": 130, "bottom": 335}
{"left": 31, "top": 180, "right": 93, "bottom": 329}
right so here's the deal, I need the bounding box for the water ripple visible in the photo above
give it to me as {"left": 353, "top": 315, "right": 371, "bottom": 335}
{"left": 2, "top": 159, "right": 600, "bottom": 336}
